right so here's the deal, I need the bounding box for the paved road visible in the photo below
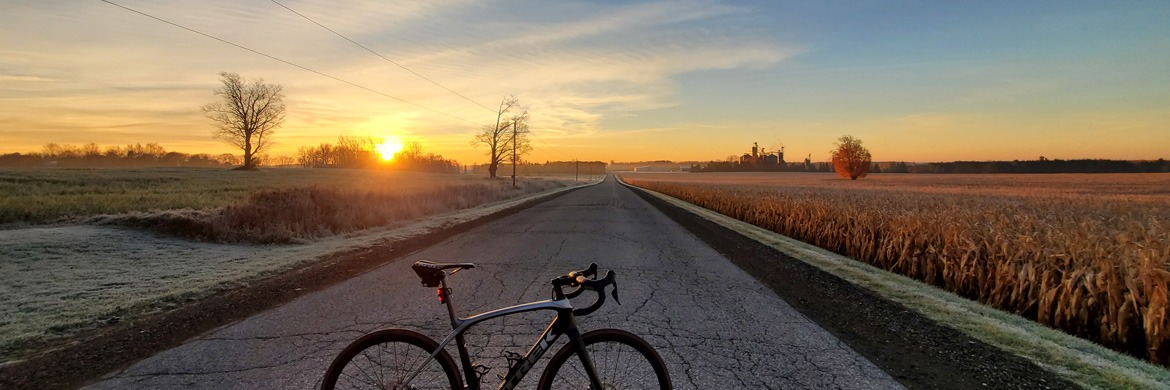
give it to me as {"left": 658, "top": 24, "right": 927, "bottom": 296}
{"left": 86, "top": 175, "right": 902, "bottom": 389}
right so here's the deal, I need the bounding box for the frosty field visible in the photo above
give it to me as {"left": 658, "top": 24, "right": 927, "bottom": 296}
{"left": 0, "top": 167, "right": 586, "bottom": 362}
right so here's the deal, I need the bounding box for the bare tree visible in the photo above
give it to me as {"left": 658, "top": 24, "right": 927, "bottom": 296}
{"left": 399, "top": 141, "right": 423, "bottom": 161}
{"left": 830, "top": 135, "right": 872, "bottom": 180}
{"left": 81, "top": 143, "right": 102, "bottom": 158}
{"left": 41, "top": 143, "right": 63, "bottom": 158}
{"left": 333, "top": 136, "right": 378, "bottom": 168}
{"left": 472, "top": 95, "right": 520, "bottom": 179}
{"left": 202, "top": 72, "right": 286, "bottom": 170}
{"left": 271, "top": 155, "right": 295, "bottom": 167}
{"left": 296, "top": 146, "right": 315, "bottom": 167}
{"left": 217, "top": 153, "right": 242, "bottom": 166}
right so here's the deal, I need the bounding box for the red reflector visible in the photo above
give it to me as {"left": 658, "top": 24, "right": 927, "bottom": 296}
{"left": 437, "top": 288, "right": 446, "bottom": 304}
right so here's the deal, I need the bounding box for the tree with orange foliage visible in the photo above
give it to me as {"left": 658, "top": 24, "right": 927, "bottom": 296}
{"left": 830, "top": 135, "right": 872, "bottom": 180}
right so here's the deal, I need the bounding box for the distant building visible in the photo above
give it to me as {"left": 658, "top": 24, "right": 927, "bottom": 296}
{"left": 739, "top": 142, "right": 784, "bottom": 167}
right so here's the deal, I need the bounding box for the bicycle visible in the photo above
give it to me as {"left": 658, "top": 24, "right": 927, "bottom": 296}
{"left": 321, "top": 260, "right": 672, "bottom": 390}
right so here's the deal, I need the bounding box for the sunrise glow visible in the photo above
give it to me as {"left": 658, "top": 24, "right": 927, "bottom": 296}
{"left": 1, "top": 2, "right": 1168, "bottom": 163}
{"left": 375, "top": 138, "right": 404, "bottom": 161}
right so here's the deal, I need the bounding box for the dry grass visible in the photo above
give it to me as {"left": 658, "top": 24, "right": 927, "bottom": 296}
{"left": 0, "top": 167, "right": 491, "bottom": 225}
{"left": 624, "top": 172, "right": 1170, "bottom": 366}
{"left": 89, "top": 179, "right": 569, "bottom": 243}
{"left": 1, "top": 167, "right": 573, "bottom": 242}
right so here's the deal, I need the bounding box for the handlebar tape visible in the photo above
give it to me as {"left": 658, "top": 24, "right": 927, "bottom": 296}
{"left": 572, "top": 270, "right": 617, "bottom": 316}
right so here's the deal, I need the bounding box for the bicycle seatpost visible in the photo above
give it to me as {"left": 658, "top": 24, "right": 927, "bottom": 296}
{"left": 438, "top": 277, "right": 459, "bottom": 329}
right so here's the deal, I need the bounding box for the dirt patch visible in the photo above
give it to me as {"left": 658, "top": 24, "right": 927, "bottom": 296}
{"left": 0, "top": 185, "right": 583, "bottom": 390}
{"left": 626, "top": 185, "right": 1080, "bottom": 390}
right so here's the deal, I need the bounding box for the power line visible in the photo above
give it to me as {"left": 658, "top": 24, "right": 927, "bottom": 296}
{"left": 103, "top": 0, "right": 577, "bottom": 162}
{"left": 263, "top": 0, "right": 577, "bottom": 160}
{"left": 268, "top": 0, "right": 495, "bottom": 113}
{"left": 266, "top": 0, "right": 579, "bottom": 162}
{"left": 99, "top": 0, "right": 486, "bottom": 127}
{"left": 527, "top": 128, "right": 573, "bottom": 160}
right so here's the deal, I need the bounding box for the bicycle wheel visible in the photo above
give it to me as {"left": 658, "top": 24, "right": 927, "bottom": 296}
{"left": 537, "top": 328, "right": 671, "bottom": 390}
{"left": 321, "top": 329, "right": 463, "bottom": 390}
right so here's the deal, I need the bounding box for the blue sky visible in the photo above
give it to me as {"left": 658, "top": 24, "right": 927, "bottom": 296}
{"left": 2, "top": 0, "right": 1167, "bottom": 163}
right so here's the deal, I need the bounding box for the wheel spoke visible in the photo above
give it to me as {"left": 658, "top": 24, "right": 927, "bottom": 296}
{"left": 323, "top": 331, "right": 459, "bottom": 390}
{"left": 540, "top": 331, "right": 667, "bottom": 390}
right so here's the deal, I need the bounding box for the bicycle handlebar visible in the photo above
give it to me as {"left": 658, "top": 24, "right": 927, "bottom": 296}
{"left": 563, "top": 263, "right": 597, "bottom": 299}
{"left": 551, "top": 263, "right": 620, "bottom": 316}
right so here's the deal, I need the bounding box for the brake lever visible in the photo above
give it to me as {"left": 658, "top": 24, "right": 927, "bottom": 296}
{"left": 611, "top": 280, "right": 621, "bottom": 305}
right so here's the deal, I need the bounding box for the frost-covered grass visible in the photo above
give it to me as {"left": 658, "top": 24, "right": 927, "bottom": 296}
{"left": 0, "top": 168, "right": 597, "bottom": 362}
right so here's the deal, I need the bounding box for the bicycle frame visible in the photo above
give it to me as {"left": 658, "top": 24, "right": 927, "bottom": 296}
{"left": 401, "top": 277, "right": 604, "bottom": 390}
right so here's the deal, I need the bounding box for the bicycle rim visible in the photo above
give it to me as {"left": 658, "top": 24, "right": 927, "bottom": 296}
{"left": 322, "top": 329, "right": 461, "bottom": 390}
{"left": 538, "top": 329, "right": 671, "bottom": 390}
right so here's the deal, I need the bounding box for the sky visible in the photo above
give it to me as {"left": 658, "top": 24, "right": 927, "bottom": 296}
{"left": 2, "top": 0, "right": 1168, "bottom": 164}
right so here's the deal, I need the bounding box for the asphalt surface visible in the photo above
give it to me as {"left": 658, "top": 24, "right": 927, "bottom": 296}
{"left": 86, "top": 175, "right": 902, "bottom": 389}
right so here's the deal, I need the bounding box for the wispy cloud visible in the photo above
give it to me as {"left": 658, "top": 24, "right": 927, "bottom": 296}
{"left": 4, "top": 0, "right": 1168, "bottom": 162}
{"left": 0, "top": 0, "right": 792, "bottom": 160}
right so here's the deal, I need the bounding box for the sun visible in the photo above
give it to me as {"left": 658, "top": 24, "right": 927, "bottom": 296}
{"left": 375, "top": 138, "right": 404, "bottom": 161}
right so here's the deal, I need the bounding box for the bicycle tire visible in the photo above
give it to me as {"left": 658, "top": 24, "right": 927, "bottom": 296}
{"left": 321, "top": 329, "right": 463, "bottom": 390}
{"left": 537, "top": 328, "right": 671, "bottom": 390}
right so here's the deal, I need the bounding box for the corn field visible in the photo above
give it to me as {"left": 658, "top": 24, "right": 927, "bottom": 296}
{"left": 625, "top": 172, "right": 1170, "bottom": 366}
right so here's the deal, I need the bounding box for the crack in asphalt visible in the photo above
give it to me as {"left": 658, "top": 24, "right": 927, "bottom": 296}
{"left": 85, "top": 176, "right": 902, "bottom": 389}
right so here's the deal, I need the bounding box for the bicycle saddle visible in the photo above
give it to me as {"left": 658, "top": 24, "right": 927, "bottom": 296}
{"left": 412, "top": 260, "right": 476, "bottom": 287}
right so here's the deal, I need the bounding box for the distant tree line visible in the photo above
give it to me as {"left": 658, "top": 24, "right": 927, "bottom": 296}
{"left": 471, "top": 161, "right": 606, "bottom": 176}
{"left": 692, "top": 158, "right": 1168, "bottom": 174}
{"left": 296, "top": 136, "right": 380, "bottom": 169}
{"left": 296, "top": 136, "right": 460, "bottom": 174}
{"left": 0, "top": 138, "right": 464, "bottom": 173}
{"left": 0, "top": 143, "right": 238, "bottom": 168}
{"left": 907, "top": 158, "right": 1170, "bottom": 174}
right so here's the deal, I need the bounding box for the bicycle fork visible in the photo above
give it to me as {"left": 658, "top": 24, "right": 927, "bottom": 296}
{"left": 564, "top": 325, "right": 606, "bottom": 390}
{"left": 497, "top": 313, "right": 604, "bottom": 390}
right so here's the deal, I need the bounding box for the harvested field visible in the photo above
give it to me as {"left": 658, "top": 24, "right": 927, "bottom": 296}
{"left": 623, "top": 172, "right": 1170, "bottom": 366}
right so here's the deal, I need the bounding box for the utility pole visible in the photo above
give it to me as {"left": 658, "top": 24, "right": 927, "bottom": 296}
{"left": 511, "top": 120, "right": 517, "bottom": 189}
{"left": 575, "top": 159, "right": 579, "bottom": 181}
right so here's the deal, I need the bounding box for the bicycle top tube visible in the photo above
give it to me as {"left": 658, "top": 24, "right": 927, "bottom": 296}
{"left": 399, "top": 261, "right": 624, "bottom": 390}
{"left": 431, "top": 298, "right": 573, "bottom": 353}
